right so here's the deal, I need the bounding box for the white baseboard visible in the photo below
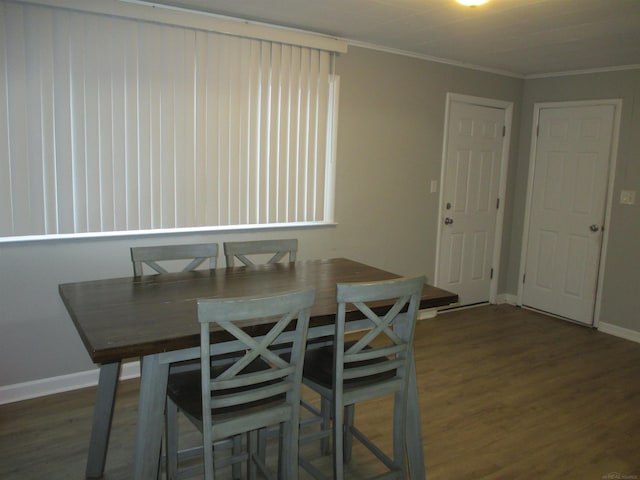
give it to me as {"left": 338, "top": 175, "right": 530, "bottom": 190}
{"left": 417, "top": 308, "right": 438, "bottom": 320}
{"left": 0, "top": 361, "right": 141, "bottom": 405}
{"left": 598, "top": 322, "right": 640, "bottom": 344}
{"left": 497, "top": 293, "right": 518, "bottom": 305}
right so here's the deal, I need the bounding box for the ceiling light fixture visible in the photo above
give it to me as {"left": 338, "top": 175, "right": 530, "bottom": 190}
{"left": 456, "top": 0, "right": 490, "bottom": 6}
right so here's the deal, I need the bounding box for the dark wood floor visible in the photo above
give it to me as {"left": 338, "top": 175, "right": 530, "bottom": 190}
{"left": 2, "top": 304, "right": 640, "bottom": 479}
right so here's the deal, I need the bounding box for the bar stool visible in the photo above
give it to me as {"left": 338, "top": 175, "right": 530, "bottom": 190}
{"left": 300, "top": 275, "right": 425, "bottom": 480}
{"left": 164, "top": 287, "right": 316, "bottom": 479}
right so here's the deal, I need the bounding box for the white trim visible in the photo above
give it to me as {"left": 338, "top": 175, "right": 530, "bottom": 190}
{"left": 0, "top": 221, "right": 338, "bottom": 245}
{"left": 0, "top": 361, "right": 141, "bottom": 405}
{"left": 598, "top": 322, "right": 640, "bottom": 344}
{"left": 525, "top": 64, "right": 640, "bottom": 80}
{"left": 435, "top": 93, "right": 513, "bottom": 306}
{"left": 592, "top": 100, "right": 623, "bottom": 328}
{"left": 517, "top": 99, "right": 623, "bottom": 328}
{"left": 11, "top": 0, "right": 348, "bottom": 53}
{"left": 417, "top": 308, "right": 438, "bottom": 320}
{"left": 324, "top": 74, "right": 341, "bottom": 224}
{"left": 495, "top": 293, "right": 517, "bottom": 305}
{"left": 348, "top": 40, "right": 522, "bottom": 79}
{"left": 348, "top": 40, "right": 640, "bottom": 80}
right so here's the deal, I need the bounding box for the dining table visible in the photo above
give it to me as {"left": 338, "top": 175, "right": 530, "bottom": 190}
{"left": 59, "top": 257, "right": 458, "bottom": 479}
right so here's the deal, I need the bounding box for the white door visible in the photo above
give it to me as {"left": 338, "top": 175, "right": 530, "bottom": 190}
{"left": 521, "top": 104, "right": 615, "bottom": 325}
{"left": 437, "top": 99, "right": 507, "bottom": 306}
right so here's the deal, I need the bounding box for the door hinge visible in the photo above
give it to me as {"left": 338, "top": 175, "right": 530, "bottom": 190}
{"left": 496, "top": 198, "right": 500, "bottom": 209}
{"left": 523, "top": 273, "right": 526, "bottom": 284}
{"left": 536, "top": 124, "right": 539, "bottom": 137}
{"left": 502, "top": 125, "right": 506, "bottom": 137}
{"left": 490, "top": 268, "right": 494, "bottom": 279}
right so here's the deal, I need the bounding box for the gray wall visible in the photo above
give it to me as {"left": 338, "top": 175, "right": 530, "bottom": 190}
{"left": 0, "top": 46, "right": 524, "bottom": 389}
{"left": 3, "top": 46, "right": 640, "bottom": 392}
{"left": 334, "top": 48, "right": 524, "bottom": 286}
{"left": 505, "top": 69, "right": 640, "bottom": 332}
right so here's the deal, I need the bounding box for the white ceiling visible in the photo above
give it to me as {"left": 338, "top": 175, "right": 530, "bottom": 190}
{"left": 133, "top": 0, "right": 640, "bottom": 77}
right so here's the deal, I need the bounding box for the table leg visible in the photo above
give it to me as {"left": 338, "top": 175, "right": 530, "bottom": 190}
{"left": 86, "top": 362, "right": 121, "bottom": 479}
{"left": 406, "top": 354, "right": 426, "bottom": 479}
{"left": 133, "top": 354, "right": 169, "bottom": 480}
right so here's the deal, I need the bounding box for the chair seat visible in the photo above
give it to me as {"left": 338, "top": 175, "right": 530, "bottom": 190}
{"left": 167, "top": 358, "right": 286, "bottom": 421}
{"left": 303, "top": 342, "right": 395, "bottom": 388}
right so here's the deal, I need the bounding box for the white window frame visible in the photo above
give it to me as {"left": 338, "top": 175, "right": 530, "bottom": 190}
{"left": 0, "top": 0, "right": 345, "bottom": 242}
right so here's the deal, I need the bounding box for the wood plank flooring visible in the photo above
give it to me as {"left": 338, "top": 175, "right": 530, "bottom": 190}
{"left": 2, "top": 305, "right": 640, "bottom": 479}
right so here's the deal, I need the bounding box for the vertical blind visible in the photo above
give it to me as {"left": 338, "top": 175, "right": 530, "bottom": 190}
{"left": 0, "top": 1, "right": 339, "bottom": 238}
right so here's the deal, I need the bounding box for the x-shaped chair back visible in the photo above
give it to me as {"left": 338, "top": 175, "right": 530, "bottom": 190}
{"left": 335, "top": 275, "right": 425, "bottom": 387}
{"left": 198, "top": 287, "right": 315, "bottom": 418}
{"left": 130, "top": 243, "right": 218, "bottom": 276}
{"left": 223, "top": 239, "right": 298, "bottom": 267}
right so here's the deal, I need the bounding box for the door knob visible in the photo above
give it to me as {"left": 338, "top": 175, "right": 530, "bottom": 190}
{"left": 590, "top": 224, "right": 600, "bottom": 232}
{"left": 444, "top": 217, "right": 454, "bottom": 225}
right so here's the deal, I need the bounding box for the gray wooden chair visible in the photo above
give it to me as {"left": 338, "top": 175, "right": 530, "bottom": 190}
{"left": 223, "top": 239, "right": 298, "bottom": 267}
{"left": 165, "top": 287, "right": 316, "bottom": 480}
{"left": 129, "top": 242, "right": 221, "bottom": 477}
{"left": 299, "top": 275, "right": 426, "bottom": 480}
{"left": 130, "top": 243, "right": 218, "bottom": 276}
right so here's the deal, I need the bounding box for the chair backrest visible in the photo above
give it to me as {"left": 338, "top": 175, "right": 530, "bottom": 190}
{"left": 198, "top": 287, "right": 316, "bottom": 440}
{"left": 334, "top": 275, "right": 425, "bottom": 389}
{"left": 130, "top": 243, "right": 218, "bottom": 276}
{"left": 223, "top": 239, "right": 298, "bottom": 267}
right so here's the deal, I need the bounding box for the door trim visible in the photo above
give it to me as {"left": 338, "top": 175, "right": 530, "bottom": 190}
{"left": 517, "top": 99, "right": 622, "bottom": 327}
{"left": 435, "top": 93, "right": 513, "bottom": 304}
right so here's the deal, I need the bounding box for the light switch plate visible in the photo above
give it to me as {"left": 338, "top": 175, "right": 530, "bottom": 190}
{"left": 430, "top": 180, "right": 438, "bottom": 193}
{"left": 620, "top": 190, "right": 636, "bottom": 205}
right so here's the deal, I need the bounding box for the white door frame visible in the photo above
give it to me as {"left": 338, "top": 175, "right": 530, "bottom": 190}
{"left": 435, "top": 93, "right": 513, "bottom": 304}
{"left": 517, "top": 99, "right": 622, "bottom": 327}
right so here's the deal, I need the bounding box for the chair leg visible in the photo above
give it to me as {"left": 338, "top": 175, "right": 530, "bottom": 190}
{"left": 248, "top": 430, "right": 259, "bottom": 480}
{"left": 284, "top": 416, "right": 299, "bottom": 480}
{"left": 343, "top": 404, "right": 355, "bottom": 463}
{"left": 165, "top": 398, "right": 179, "bottom": 480}
{"left": 392, "top": 391, "right": 407, "bottom": 475}
{"left": 332, "top": 401, "right": 345, "bottom": 480}
{"left": 320, "top": 397, "right": 331, "bottom": 455}
{"left": 203, "top": 433, "right": 214, "bottom": 480}
{"left": 232, "top": 435, "right": 243, "bottom": 480}
{"left": 257, "top": 428, "right": 268, "bottom": 470}
{"left": 277, "top": 423, "right": 288, "bottom": 480}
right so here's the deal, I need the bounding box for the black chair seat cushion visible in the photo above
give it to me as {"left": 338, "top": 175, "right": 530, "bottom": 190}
{"left": 303, "top": 341, "right": 395, "bottom": 388}
{"left": 167, "top": 357, "right": 285, "bottom": 421}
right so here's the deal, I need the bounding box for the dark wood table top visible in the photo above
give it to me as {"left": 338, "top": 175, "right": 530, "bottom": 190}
{"left": 59, "top": 258, "right": 458, "bottom": 364}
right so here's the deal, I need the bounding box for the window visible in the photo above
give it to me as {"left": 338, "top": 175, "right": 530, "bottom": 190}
{"left": 0, "top": 1, "right": 343, "bottom": 240}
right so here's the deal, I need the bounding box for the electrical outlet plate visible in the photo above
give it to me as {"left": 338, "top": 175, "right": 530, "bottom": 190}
{"left": 620, "top": 190, "right": 636, "bottom": 205}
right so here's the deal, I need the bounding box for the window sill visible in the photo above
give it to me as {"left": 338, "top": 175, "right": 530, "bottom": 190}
{"left": 0, "top": 222, "right": 338, "bottom": 245}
